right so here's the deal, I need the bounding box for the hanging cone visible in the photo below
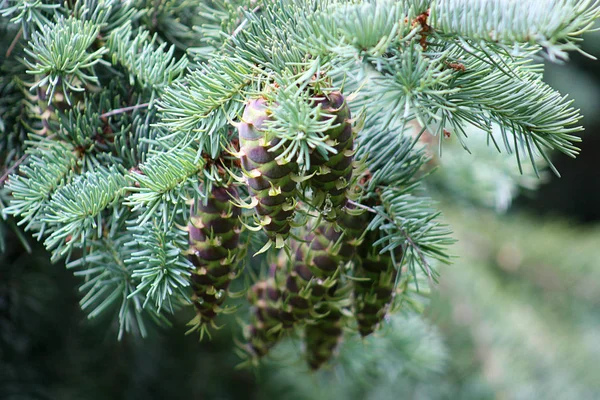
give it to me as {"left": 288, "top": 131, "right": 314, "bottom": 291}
{"left": 307, "top": 91, "right": 355, "bottom": 216}
{"left": 353, "top": 243, "right": 402, "bottom": 337}
{"left": 244, "top": 277, "right": 285, "bottom": 358}
{"left": 238, "top": 98, "right": 298, "bottom": 245}
{"left": 187, "top": 184, "right": 242, "bottom": 334}
{"left": 304, "top": 303, "right": 344, "bottom": 370}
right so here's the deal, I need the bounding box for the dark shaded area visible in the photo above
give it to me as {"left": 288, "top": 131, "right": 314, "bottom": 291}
{"left": 517, "top": 132, "right": 600, "bottom": 223}
{"left": 0, "top": 232, "right": 258, "bottom": 400}
{"left": 515, "top": 40, "right": 600, "bottom": 223}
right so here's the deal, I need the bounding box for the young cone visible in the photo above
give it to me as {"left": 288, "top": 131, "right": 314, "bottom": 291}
{"left": 277, "top": 245, "right": 319, "bottom": 327}
{"left": 300, "top": 205, "right": 369, "bottom": 369}
{"left": 278, "top": 219, "right": 355, "bottom": 326}
{"left": 304, "top": 303, "right": 344, "bottom": 370}
{"left": 238, "top": 98, "right": 298, "bottom": 246}
{"left": 245, "top": 277, "right": 285, "bottom": 358}
{"left": 307, "top": 92, "right": 355, "bottom": 216}
{"left": 353, "top": 243, "right": 402, "bottom": 337}
{"left": 187, "top": 184, "right": 242, "bottom": 334}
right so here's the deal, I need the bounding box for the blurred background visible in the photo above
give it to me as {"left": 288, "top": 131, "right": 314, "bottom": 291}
{"left": 1, "top": 27, "right": 600, "bottom": 400}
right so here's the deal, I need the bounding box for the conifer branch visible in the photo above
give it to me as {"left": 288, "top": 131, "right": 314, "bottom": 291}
{"left": 128, "top": 219, "right": 193, "bottom": 313}
{"left": 67, "top": 231, "right": 169, "bottom": 339}
{"left": 100, "top": 103, "right": 151, "bottom": 118}
{"left": 4, "top": 142, "right": 79, "bottom": 237}
{"left": 43, "top": 166, "right": 130, "bottom": 259}
{"left": 24, "top": 16, "right": 109, "bottom": 105}
{"left": 105, "top": 23, "right": 188, "bottom": 92}
{"left": 0, "top": 153, "right": 27, "bottom": 186}
{"left": 430, "top": 0, "right": 600, "bottom": 61}
{"left": 1, "top": 0, "right": 597, "bottom": 349}
{"left": 126, "top": 146, "right": 202, "bottom": 224}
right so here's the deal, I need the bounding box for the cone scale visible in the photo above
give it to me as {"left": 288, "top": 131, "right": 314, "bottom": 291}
{"left": 304, "top": 303, "right": 344, "bottom": 370}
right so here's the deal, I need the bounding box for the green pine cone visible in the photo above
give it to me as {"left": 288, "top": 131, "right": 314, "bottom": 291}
{"left": 278, "top": 217, "right": 359, "bottom": 327}
{"left": 188, "top": 184, "right": 242, "bottom": 330}
{"left": 304, "top": 303, "right": 344, "bottom": 370}
{"left": 308, "top": 91, "right": 355, "bottom": 213}
{"left": 301, "top": 221, "right": 353, "bottom": 279}
{"left": 278, "top": 250, "right": 317, "bottom": 327}
{"left": 238, "top": 98, "right": 298, "bottom": 244}
{"left": 353, "top": 246, "right": 401, "bottom": 337}
{"left": 245, "top": 278, "right": 285, "bottom": 358}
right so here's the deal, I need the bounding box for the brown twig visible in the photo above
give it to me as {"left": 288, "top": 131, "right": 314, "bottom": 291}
{"left": 6, "top": 28, "right": 23, "bottom": 58}
{"left": 100, "top": 103, "right": 150, "bottom": 118}
{"left": 0, "top": 133, "right": 59, "bottom": 187}
{"left": 0, "top": 153, "right": 29, "bottom": 186}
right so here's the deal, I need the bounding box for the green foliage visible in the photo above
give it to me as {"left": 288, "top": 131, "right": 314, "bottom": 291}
{"left": 106, "top": 23, "right": 188, "bottom": 92}
{"left": 157, "top": 55, "right": 252, "bottom": 156}
{"left": 24, "top": 16, "right": 109, "bottom": 104}
{"left": 128, "top": 219, "right": 192, "bottom": 313}
{"left": 0, "top": 0, "right": 598, "bottom": 375}
{"left": 431, "top": 0, "right": 600, "bottom": 61}
{"left": 67, "top": 230, "right": 169, "bottom": 339}
{"left": 4, "top": 142, "right": 79, "bottom": 238}
{"left": 43, "top": 166, "right": 130, "bottom": 259}
{"left": 0, "top": 0, "right": 60, "bottom": 38}
{"left": 126, "top": 146, "right": 201, "bottom": 223}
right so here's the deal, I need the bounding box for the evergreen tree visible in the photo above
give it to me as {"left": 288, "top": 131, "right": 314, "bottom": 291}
{"left": 0, "top": 0, "right": 598, "bottom": 374}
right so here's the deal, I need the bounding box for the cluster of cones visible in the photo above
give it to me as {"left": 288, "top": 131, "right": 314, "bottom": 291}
{"left": 185, "top": 91, "right": 404, "bottom": 369}
{"left": 245, "top": 210, "right": 403, "bottom": 370}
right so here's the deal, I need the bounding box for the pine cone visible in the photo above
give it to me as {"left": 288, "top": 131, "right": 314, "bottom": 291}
{"left": 238, "top": 98, "right": 298, "bottom": 244}
{"left": 304, "top": 303, "right": 344, "bottom": 370}
{"left": 353, "top": 244, "right": 402, "bottom": 337}
{"left": 307, "top": 92, "right": 355, "bottom": 215}
{"left": 245, "top": 278, "right": 285, "bottom": 358}
{"left": 187, "top": 184, "right": 241, "bottom": 332}
{"left": 278, "top": 219, "right": 354, "bottom": 326}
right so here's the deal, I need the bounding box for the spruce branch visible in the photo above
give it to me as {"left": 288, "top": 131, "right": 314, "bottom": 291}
{"left": 191, "top": 0, "right": 259, "bottom": 60}
{"left": 352, "top": 130, "right": 453, "bottom": 281}
{"left": 351, "top": 187, "right": 453, "bottom": 284}
{"left": 126, "top": 146, "right": 202, "bottom": 224}
{"left": 24, "top": 16, "right": 109, "bottom": 105}
{"left": 127, "top": 219, "right": 192, "bottom": 313}
{"left": 72, "top": 0, "right": 142, "bottom": 33}
{"left": 430, "top": 0, "right": 600, "bottom": 61}
{"left": 67, "top": 231, "right": 169, "bottom": 339}
{"left": 0, "top": 153, "right": 27, "bottom": 186}
{"left": 105, "top": 23, "right": 188, "bottom": 93}
{"left": 111, "top": 106, "right": 160, "bottom": 169}
{"left": 3, "top": 142, "right": 79, "bottom": 237}
{"left": 99, "top": 103, "right": 151, "bottom": 118}
{"left": 43, "top": 166, "right": 130, "bottom": 259}
{"left": 443, "top": 52, "right": 583, "bottom": 174}
{"left": 364, "top": 45, "right": 458, "bottom": 131}
{"left": 356, "top": 128, "right": 429, "bottom": 189}
{"left": 157, "top": 55, "right": 252, "bottom": 156}
{"left": 5, "top": 26, "right": 22, "bottom": 57}
{"left": 0, "top": 0, "right": 61, "bottom": 38}
{"left": 226, "top": 1, "right": 314, "bottom": 71}
{"left": 1, "top": 0, "right": 598, "bottom": 348}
